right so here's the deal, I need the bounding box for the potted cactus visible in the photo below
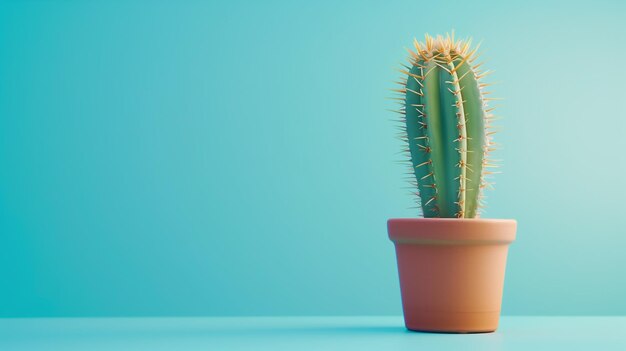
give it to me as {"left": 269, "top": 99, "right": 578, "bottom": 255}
{"left": 388, "top": 33, "right": 517, "bottom": 333}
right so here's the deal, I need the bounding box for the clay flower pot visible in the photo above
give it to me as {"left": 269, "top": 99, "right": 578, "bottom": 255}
{"left": 388, "top": 218, "right": 516, "bottom": 333}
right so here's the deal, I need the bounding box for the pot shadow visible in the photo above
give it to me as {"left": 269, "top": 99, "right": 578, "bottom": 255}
{"left": 274, "top": 325, "right": 406, "bottom": 335}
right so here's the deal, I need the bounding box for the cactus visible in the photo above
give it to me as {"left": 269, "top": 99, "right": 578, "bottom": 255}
{"left": 394, "top": 33, "right": 498, "bottom": 218}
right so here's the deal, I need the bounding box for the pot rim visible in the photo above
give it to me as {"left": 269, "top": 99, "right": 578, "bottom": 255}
{"left": 388, "top": 218, "right": 516, "bottom": 245}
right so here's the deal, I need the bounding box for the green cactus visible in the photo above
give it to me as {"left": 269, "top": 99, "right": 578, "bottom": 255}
{"left": 394, "top": 33, "right": 497, "bottom": 218}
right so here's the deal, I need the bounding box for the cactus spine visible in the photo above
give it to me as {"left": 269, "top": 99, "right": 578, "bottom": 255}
{"left": 395, "top": 33, "right": 497, "bottom": 218}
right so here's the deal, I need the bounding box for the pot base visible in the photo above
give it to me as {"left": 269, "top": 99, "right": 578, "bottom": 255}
{"left": 404, "top": 310, "right": 499, "bottom": 333}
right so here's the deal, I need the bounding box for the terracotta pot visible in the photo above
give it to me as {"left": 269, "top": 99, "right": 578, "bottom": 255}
{"left": 388, "top": 218, "right": 516, "bottom": 333}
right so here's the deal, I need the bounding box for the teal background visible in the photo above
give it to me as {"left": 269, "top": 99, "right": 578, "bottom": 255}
{"left": 1, "top": 0, "right": 625, "bottom": 317}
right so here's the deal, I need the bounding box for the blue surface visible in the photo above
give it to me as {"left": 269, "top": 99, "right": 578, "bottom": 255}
{"left": 1, "top": 0, "right": 626, "bottom": 317}
{"left": 1, "top": 316, "right": 626, "bottom": 351}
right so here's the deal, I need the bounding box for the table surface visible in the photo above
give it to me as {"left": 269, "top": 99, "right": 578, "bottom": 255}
{"left": 1, "top": 316, "right": 625, "bottom": 351}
